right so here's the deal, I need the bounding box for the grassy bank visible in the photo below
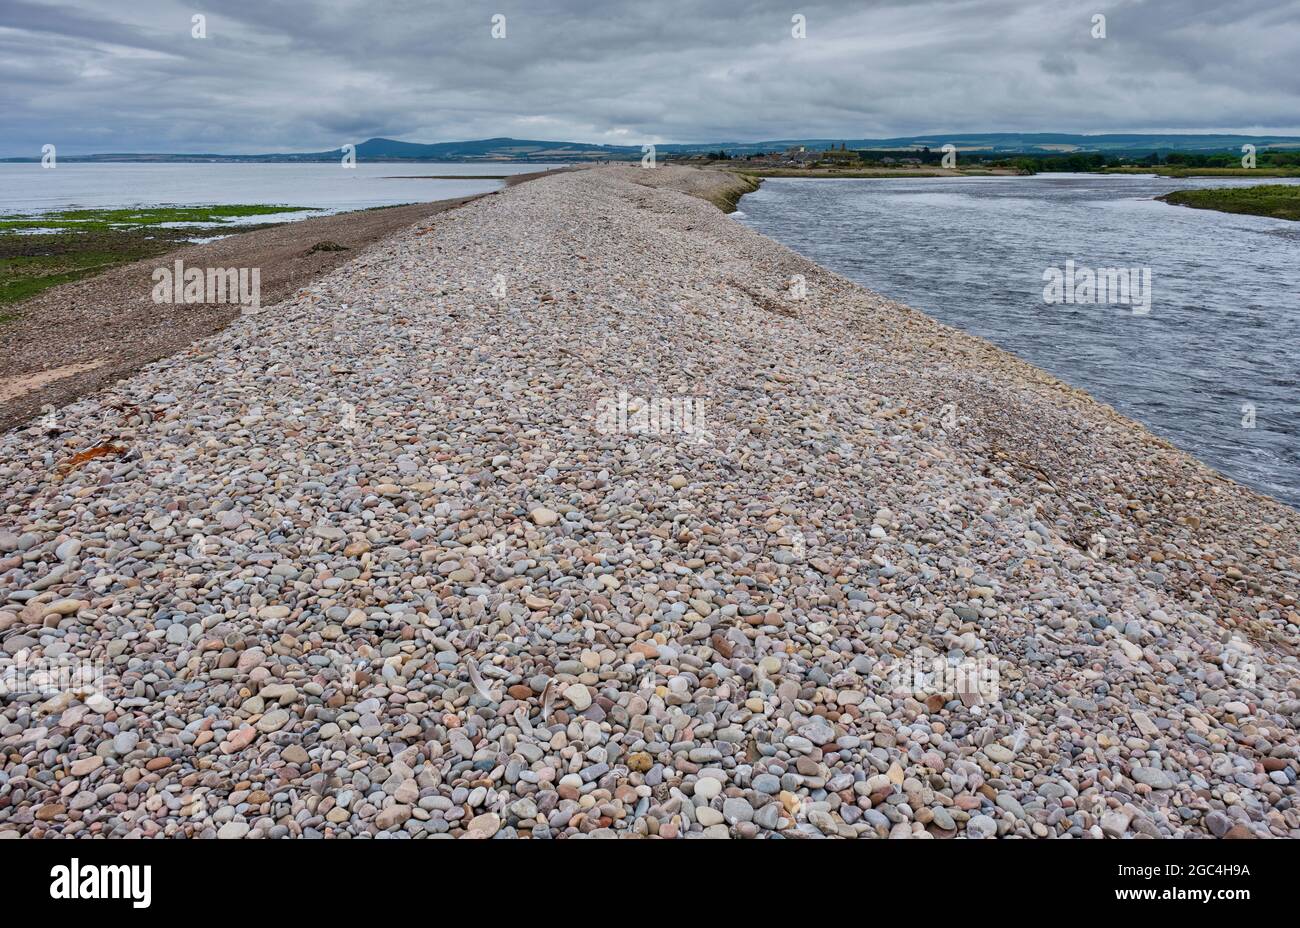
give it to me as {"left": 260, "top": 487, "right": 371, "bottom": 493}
{"left": 709, "top": 172, "right": 762, "bottom": 211}
{"left": 1158, "top": 184, "right": 1300, "bottom": 221}
{"left": 0, "top": 205, "right": 311, "bottom": 310}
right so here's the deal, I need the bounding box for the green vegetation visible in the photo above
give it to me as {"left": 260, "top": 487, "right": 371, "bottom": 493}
{"left": 1, "top": 253, "right": 141, "bottom": 307}
{"left": 708, "top": 172, "right": 762, "bottom": 212}
{"left": 699, "top": 143, "right": 1300, "bottom": 177}
{"left": 1158, "top": 185, "right": 1300, "bottom": 221}
{"left": 0, "top": 204, "right": 310, "bottom": 233}
{"left": 0, "top": 204, "right": 311, "bottom": 309}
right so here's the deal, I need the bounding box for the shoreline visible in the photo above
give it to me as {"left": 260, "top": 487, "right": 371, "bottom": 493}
{"left": 1157, "top": 184, "right": 1300, "bottom": 221}
{"left": 1, "top": 165, "right": 1297, "bottom": 839}
{"left": 0, "top": 166, "right": 568, "bottom": 430}
{"left": 0, "top": 196, "right": 486, "bottom": 431}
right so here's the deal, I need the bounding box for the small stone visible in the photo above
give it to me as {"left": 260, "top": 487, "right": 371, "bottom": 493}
{"left": 722, "top": 797, "right": 754, "bottom": 825}
{"left": 223, "top": 727, "right": 256, "bottom": 753}
{"left": 565, "top": 684, "right": 592, "bottom": 711}
{"left": 1101, "top": 810, "right": 1133, "bottom": 837}
{"left": 696, "top": 806, "right": 725, "bottom": 827}
{"left": 1205, "top": 811, "right": 1231, "bottom": 837}
{"left": 375, "top": 805, "right": 412, "bottom": 830}
{"left": 35, "top": 803, "right": 65, "bottom": 822}
{"left": 467, "top": 812, "right": 501, "bottom": 837}
{"left": 983, "top": 744, "right": 1014, "bottom": 764}
{"left": 113, "top": 731, "right": 139, "bottom": 754}
{"left": 1132, "top": 767, "right": 1176, "bottom": 790}
{"left": 257, "top": 709, "right": 291, "bottom": 733}
{"left": 1131, "top": 711, "right": 1160, "bottom": 738}
{"left": 694, "top": 777, "right": 722, "bottom": 800}
{"left": 70, "top": 756, "right": 103, "bottom": 776}
{"left": 966, "top": 815, "right": 998, "bottom": 839}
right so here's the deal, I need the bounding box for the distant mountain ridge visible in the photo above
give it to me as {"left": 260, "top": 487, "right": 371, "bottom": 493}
{"left": 5, "top": 133, "right": 1300, "bottom": 162}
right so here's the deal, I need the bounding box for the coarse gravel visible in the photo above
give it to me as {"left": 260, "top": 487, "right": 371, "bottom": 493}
{"left": 0, "top": 163, "right": 1297, "bottom": 839}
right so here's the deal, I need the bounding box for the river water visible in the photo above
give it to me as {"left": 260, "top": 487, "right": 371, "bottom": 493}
{"left": 736, "top": 173, "right": 1300, "bottom": 508}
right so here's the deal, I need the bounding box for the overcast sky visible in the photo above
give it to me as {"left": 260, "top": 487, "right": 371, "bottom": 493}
{"left": 2, "top": 0, "right": 1298, "bottom": 155}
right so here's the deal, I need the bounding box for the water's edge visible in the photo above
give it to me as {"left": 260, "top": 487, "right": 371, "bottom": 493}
{"left": 734, "top": 174, "right": 1300, "bottom": 508}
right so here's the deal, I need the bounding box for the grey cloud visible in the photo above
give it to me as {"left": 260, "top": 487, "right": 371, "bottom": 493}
{"left": 1, "top": 0, "right": 1297, "bottom": 156}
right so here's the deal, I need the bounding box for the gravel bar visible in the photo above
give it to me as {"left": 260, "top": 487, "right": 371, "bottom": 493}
{"left": 1, "top": 164, "right": 1297, "bottom": 839}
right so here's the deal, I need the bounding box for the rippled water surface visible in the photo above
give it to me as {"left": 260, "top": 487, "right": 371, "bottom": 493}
{"left": 737, "top": 174, "right": 1300, "bottom": 508}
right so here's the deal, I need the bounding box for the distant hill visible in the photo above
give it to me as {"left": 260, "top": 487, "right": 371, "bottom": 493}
{"left": 4, "top": 133, "right": 1299, "bottom": 163}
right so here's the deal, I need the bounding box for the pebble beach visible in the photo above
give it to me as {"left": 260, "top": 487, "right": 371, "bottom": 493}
{"left": 1, "top": 164, "right": 1297, "bottom": 839}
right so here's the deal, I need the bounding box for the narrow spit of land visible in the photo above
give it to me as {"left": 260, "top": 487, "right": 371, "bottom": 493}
{"left": 1, "top": 165, "right": 1297, "bottom": 840}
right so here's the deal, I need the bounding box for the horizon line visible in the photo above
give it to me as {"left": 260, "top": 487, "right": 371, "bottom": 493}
{"left": 7, "top": 129, "right": 1300, "bottom": 161}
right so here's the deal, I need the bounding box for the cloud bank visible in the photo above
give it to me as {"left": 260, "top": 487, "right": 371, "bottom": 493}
{"left": 2, "top": 0, "right": 1297, "bottom": 155}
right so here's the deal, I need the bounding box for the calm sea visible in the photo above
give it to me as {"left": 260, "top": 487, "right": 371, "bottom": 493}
{"left": 0, "top": 161, "right": 563, "bottom": 217}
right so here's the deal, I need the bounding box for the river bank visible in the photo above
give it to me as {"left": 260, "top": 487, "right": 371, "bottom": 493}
{"left": 735, "top": 171, "right": 1300, "bottom": 509}
{"left": 1159, "top": 184, "right": 1300, "bottom": 221}
{"left": 1, "top": 165, "right": 1297, "bottom": 839}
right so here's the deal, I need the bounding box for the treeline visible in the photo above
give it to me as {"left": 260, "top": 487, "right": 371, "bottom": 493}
{"left": 1163, "top": 150, "right": 1300, "bottom": 167}
{"left": 981, "top": 150, "right": 1300, "bottom": 173}
{"left": 844, "top": 148, "right": 1300, "bottom": 173}
{"left": 721, "top": 146, "right": 1300, "bottom": 173}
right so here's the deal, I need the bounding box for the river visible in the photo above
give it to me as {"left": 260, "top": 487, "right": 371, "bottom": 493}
{"left": 736, "top": 173, "right": 1300, "bottom": 508}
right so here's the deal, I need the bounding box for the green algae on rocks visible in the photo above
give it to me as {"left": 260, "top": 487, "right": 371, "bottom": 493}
{"left": 0, "top": 205, "right": 312, "bottom": 308}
